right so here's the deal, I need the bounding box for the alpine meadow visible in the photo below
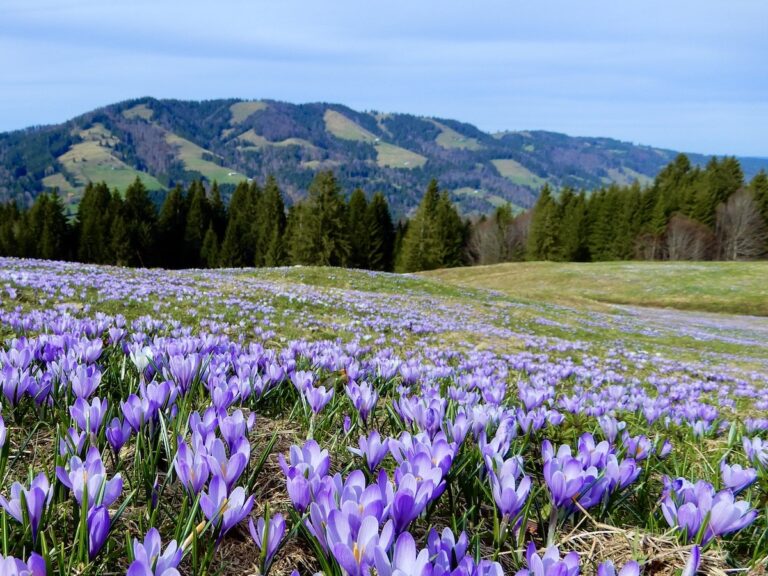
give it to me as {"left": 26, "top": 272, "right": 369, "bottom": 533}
{"left": 0, "top": 2, "right": 767, "bottom": 576}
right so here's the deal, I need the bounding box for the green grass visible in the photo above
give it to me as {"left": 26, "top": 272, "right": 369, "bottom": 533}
{"left": 166, "top": 133, "right": 248, "bottom": 184}
{"left": 422, "top": 261, "right": 768, "bottom": 316}
{"left": 236, "top": 129, "right": 317, "bottom": 150}
{"left": 229, "top": 101, "right": 267, "bottom": 125}
{"left": 433, "top": 120, "right": 483, "bottom": 150}
{"left": 324, "top": 110, "right": 377, "bottom": 142}
{"left": 453, "top": 187, "right": 516, "bottom": 210}
{"left": 122, "top": 104, "right": 154, "bottom": 120}
{"left": 56, "top": 124, "right": 165, "bottom": 200}
{"left": 491, "top": 159, "right": 547, "bottom": 188}
{"left": 375, "top": 142, "right": 427, "bottom": 169}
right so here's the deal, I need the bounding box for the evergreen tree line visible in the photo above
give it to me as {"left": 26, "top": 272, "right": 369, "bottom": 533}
{"left": 0, "top": 171, "right": 468, "bottom": 272}
{"left": 470, "top": 155, "right": 768, "bottom": 263}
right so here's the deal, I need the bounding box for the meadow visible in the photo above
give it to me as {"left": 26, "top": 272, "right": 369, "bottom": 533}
{"left": 0, "top": 258, "right": 765, "bottom": 575}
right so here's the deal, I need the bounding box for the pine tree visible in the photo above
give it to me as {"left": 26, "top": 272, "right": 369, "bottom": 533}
{"left": 366, "top": 192, "right": 395, "bottom": 271}
{"left": 184, "top": 181, "right": 211, "bottom": 267}
{"left": 157, "top": 185, "right": 187, "bottom": 268}
{"left": 78, "top": 182, "right": 112, "bottom": 263}
{"left": 209, "top": 181, "right": 227, "bottom": 239}
{"left": 304, "top": 171, "right": 349, "bottom": 266}
{"left": 397, "top": 179, "right": 442, "bottom": 272}
{"left": 750, "top": 170, "right": 768, "bottom": 225}
{"left": 39, "top": 190, "right": 69, "bottom": 260}
{"left": 526, "top": 184, "right": 560, "bottom": 260}
{"left": 122, "top": 177, "right": 157, "bottom": 266}
{"left": 558, "top": 189, "right": 588, "bottom": 261}
{"left": 200, "top": 225, "right": 219, "bottom": 268}
{"left": 347, "top": 188, "right": 370, "bottom": 269}
{"left": 0, "top": 203, "right": 21, "bottom": 256}
{"left": 435, "top": 191, "right": 465, "bottom": 267}
{"left": 220, "top": 181, "right": 257, "bottom": 267}
{"left": 286, "top": 203, "right": 314, "bottom": 264}
{"left": 257, "top": 175, "right": 286, "bottom": 267}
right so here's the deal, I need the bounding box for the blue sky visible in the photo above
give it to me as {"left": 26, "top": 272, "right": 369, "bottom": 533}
{"left": 1, "top": 0, "right": 766, "bottom": 156}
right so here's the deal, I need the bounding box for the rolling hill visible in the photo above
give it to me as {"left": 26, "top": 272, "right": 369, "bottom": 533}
{"left": 1, "top": 97, "right": 766, "bottom": 216}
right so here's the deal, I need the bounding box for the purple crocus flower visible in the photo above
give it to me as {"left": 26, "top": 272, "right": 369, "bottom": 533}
{"left": 374, "top": 531, "right": 431, "bottom": 576}
{"left": 279, "top": 440, "right": 330, "bottom": 480}
{"left": 106, "top": 417, "right": 132, "bottom": 453}
{"left": 681, "top": 545, "right": 700, "bottom": 576}
{"left": 743, "top": 436, "right": 768, "bottom": 467}
{"left": 206, "top": 437, "right": 250, "bottom": 491}
{"left": 218, "top": 410, "right": 250, "bottom": 452}
{"left": 661, "top": 477, "right": 757, "bottom": 544}
{"left": 69, "top": 396, "right": 108, "bottom": 437}
{"left": 87, "top": 505, "right": 110, "bottom": 560}
{"left": 597, "top": 560, "right": 640, "bottom": 576}
{"left": 345, "top": 381, "right": 379, "bottom": 424}
{"left": 305, "top": 385, "right": 334, "bottom": 414}
{"left": 0, "top": 473, "right": 52, "bottom": 544}
{"left": 543, "top": 452, "right": 584, "bottom": 508}
{"left": 326, "top": 512, "right": 393, "bottom": 576}
{"left": 127, "top": 527, "right": 182, "bottom": 576}
{"left": 349, "top": 431, "right": 390, "bottom": 472}
{"left": 515, "top": 543, "right": 580, "bottom": 576}
{"left": 69, "top": 365, "right": 101, "bottom": 399}
{"left": 248, "top": 513, "right": 286, "bottom": 572}
{"left": 56, "top": 447, "right": 123, "bottom": 508}
{"left": 720, "top": 461, "right": 757, "bottom": 495}
{"left": 0, "top": 415, "right": 6, "bottom": 448}
{"left": 488, "top": 457, "right": 531, "bottom": 522}
{"left": 200, "top": 475, "right": 254, "bottom": 535}
{"left": 173, "top": 436, "right": 210, "bottom": 496}
{"left": 0, "top": 553, "right": 46, "bottom": 576}
{"left": 59, "top": 426, "right": 87, "bottom": 458}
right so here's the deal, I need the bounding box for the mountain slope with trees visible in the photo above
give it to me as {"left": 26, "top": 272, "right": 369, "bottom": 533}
{"left": 2, "top": 97, "right": 767, "bottom": 216}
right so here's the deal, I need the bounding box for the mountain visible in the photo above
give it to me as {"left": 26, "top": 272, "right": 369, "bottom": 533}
{"left": 1, "top": 97, "right": 766, "bottom": 216}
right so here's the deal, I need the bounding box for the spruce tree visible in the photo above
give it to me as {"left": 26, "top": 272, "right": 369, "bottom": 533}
{"left": 220, "top": 181, "right": 257, "bottom": 267}
{"left": 558, "top": 189, "right": 588, "bottom": 261}
{"left": 304, "top": 171, "right": 349, "bottom": 267}
{"left": 78, "top": 182, "right": 112, "bottom": 263}
{"left": 184, "top": 181, "right": 211, "bottom": 267}
{"left": 257, "top": 175, "right": 286, "bottom": 267}
{"left": 397, "top": 179, "right": 442, "bottom": 272}
{"left": 122, "top": 177, "right": 157, "bottom": 266}
{"left": 286, "top": 203, "right": 314, "bottom": 265}
{"left": 200, "top": 225, "right": 220, "bottom": 268}
{"left": 347, "top": 188, "right": 370, "bottom": 269}
{"left": 435, "top": 191, "right": 465, "bottom": 267}
{"left": 526, "top": 184, "right": 560, "bottom": 260}
{"left": 39, "top": 190, "right": 69, "bottom": 260}
{"left": 366, "top": 192, "right": 395, "bottom": 271}
{"left": 157, "top": 185, "right": 187, "bottom": 268}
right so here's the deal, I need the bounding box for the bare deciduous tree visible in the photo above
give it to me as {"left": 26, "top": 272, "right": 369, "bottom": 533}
{"left": 716, "top": 188, "right": 768, "bottom": 260}
{"left": 666, "top": 214, "right": 714, "bottom": 260}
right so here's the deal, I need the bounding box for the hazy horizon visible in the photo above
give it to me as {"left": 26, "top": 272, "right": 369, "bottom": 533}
{"left": 2, "top": 0, "right": 766, "bottom": 156}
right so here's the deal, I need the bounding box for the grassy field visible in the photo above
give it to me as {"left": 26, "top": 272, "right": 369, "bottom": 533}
{"left": 51, "top": 124, "right": 165, "bottom": 202}
{"left": 323, "top": 109, "right": 377, "bottom": 142}
{"left": 491, "top": 158, "right": 548, "bottom": 188}
{"left": 0, "top": 258, "right": 766, "bottom": 574}
{"left": 375, "top": 141, "right": 427, "bottom": 169}
{"left": 229, "top": 101, "right": 267, "bottom": 125}
{"left": 423, "top": 260, "right": 768, "bottom": 316}
{"left": 433, "top": 120, "right": 483, "bottom": 150}
{"left": 122, "top": 103, "right": 154, "bottom": 120}
{"left": 166, "top": 133, "right": 249, "bottom": 185}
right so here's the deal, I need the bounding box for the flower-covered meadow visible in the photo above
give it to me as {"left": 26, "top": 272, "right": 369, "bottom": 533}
{"left": 0, "top": 258, "right": 765, "bottom": 575}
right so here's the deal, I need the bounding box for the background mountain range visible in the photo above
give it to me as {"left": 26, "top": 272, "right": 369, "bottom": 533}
{"left": 2, "top": 97, "right": 766, "bottom": 216}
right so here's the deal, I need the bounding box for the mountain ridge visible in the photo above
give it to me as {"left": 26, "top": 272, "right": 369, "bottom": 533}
{"left": 1, "top": 96, "right": 766, "bottom": 216}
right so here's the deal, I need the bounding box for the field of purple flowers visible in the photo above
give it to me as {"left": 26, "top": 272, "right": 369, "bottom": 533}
{"left": 0, "top": 257, "right": 765, "bottom": 576}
